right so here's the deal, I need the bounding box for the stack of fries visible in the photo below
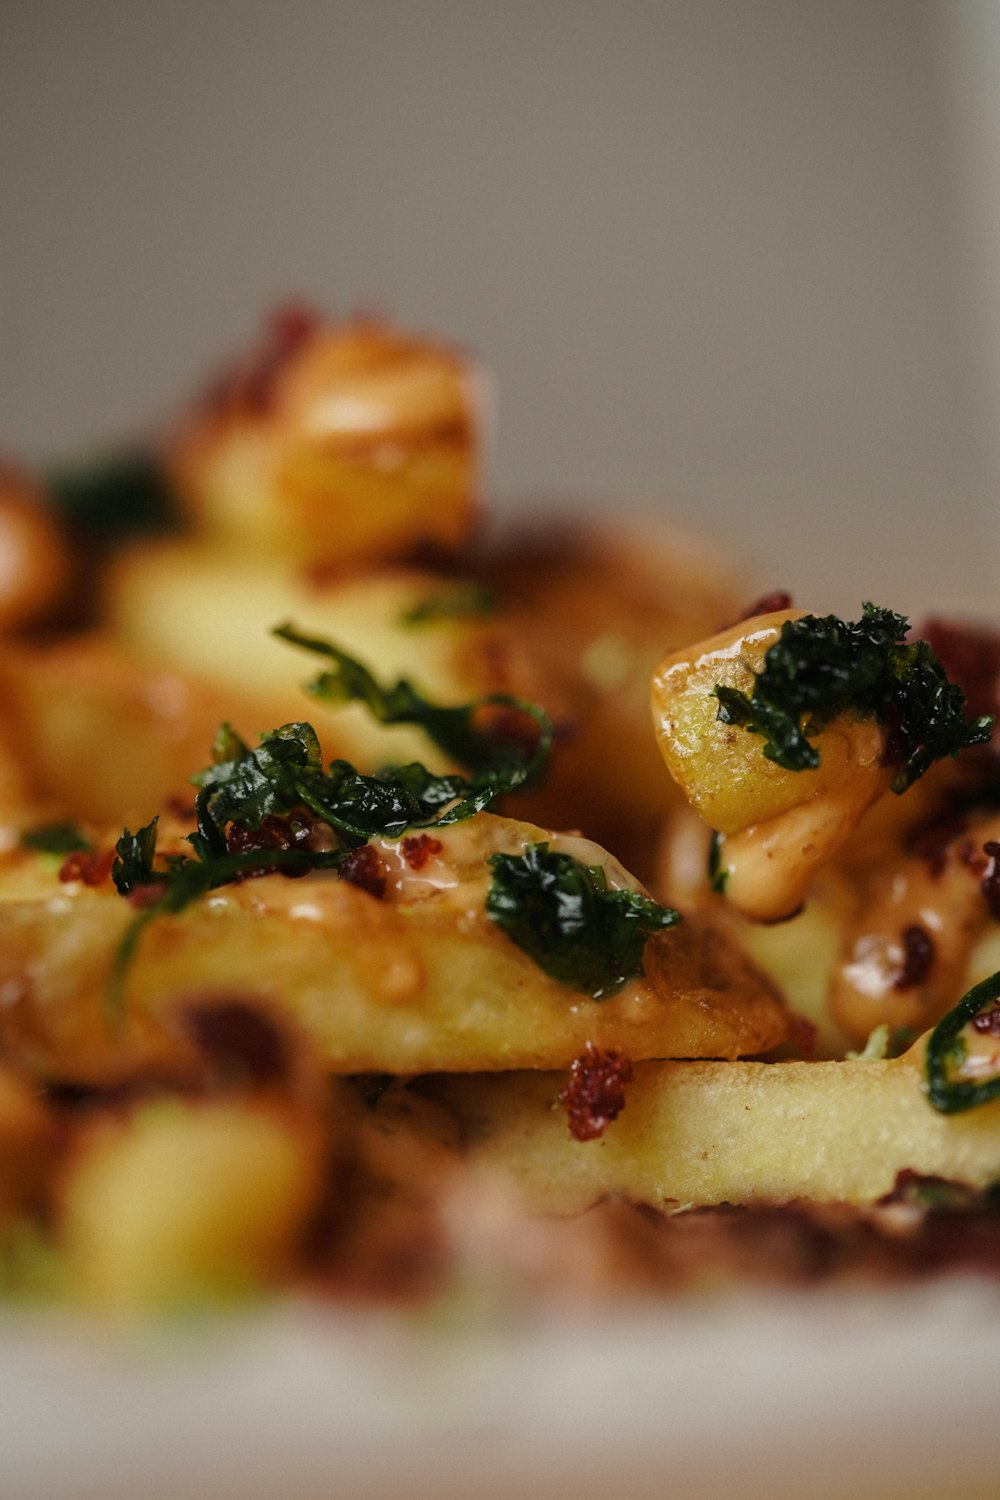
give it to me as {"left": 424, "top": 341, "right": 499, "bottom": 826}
{"left": 0, "top": 306, "right": 996, "bottom": 1313}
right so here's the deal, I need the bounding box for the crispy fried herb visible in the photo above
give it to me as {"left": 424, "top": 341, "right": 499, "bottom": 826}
{"left": 108, "top": 633, "right": 557, "bottom": 1012}
{"left": 713, "top": 603, "right": 994, "bottom": 792}
{"left": 47, "top": 450, "right": 177, "bottom": 543}
{"left": 486, "top": 842, "right": 679, "bottom": 1000}
{"left": 111, "top": 818, "right": 163, "bottom": 895}
{"left": 273, "top": 623, "right": 551, "bottom": 789}
{"left": 925, "top": 969, "right": 1000, "bottom": 1114}
{"left": 21, "top": 822, "right": 91, "bottom": 856}
{"left": 399, "top": 584, "right": 497, "bottom": 627}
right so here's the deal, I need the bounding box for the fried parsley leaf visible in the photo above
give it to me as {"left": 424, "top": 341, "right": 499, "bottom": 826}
{"left": 486, "top": 843, "right": 679, "bottom": 1000}
{"left": 272, "top": 622, "right": 552, "bottom": 788}
{"left": 925, "top": 969, "right": 1000, "bottom": 1115}
{"left": 21, "top": 822, "right": 91, "bottom": 856}
{"left": 111, "top": 818, "right": 163, "bottom": 896}
{"left": 108, "top": 628, "right": 559, "bottom": 1012}
{"left": 714, "top": 603, "right": 994, "bottom": 791}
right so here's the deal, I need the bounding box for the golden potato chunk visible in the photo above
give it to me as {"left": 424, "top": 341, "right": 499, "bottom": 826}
{"left": 168, "top": 310, "right": 479, "bottom": 568}
{"left": 59, "top": 1098, "right": 326, "bottom": 1310}
{"left": 439, "top": 1049, "right": 1000, "bottom": 1213}
{"left": 108, "top": 548, "right": 540, "bottom": 775}
{"left": 0, "top": 815, "right": 789, "bottom": 1085}
{"left": 651, "top": 609, "right": 891, "bottom": 919}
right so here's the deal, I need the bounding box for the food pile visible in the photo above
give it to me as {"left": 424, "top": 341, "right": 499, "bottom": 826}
{"left": 0, "top": 306, "right": 998, "bottom": 1313}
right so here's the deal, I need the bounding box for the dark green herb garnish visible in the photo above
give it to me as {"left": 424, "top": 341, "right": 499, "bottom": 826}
{"left": 21, "top": 822, "right": 91, "bottom": 856}
{"left": 108, "top": 632, "right": 557, "bottom": 1012}
{"left": 273, "top": 622, "right": 551, "bottom": 788}
{"left": 713, "top": 603, "right": 994, "bottom": 792}
{"left": 111, "top": 818, "right": 163, "bottom": 895}
{"left": 707, "top": 831, "right": 728, "bottom": 894}
{"left": 399, "top": 584, "right": 497, "bottom": 627}
{"left": 46, "top": 450, "right": 177, "bottom": 543}
{"left": 486, "top": 843, "right": 679, "bottom": 1000}
{"left": 924, "top": 969, "right": 1000, "bottom": 1114}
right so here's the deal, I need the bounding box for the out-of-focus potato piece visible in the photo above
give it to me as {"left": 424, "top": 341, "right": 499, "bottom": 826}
{"left": 472, "top": 518, "right": 747, "bottom": 881}
{"left": 0, "top": 814, "right": 789, "bottom": 1085}
{"left": 828, "top": 807, "right": 1000, "bottom": 1046}
{"left": 108, "top": 547, "right": 542, "bottom": 775}
{"left": 0, "top": 635, "right": 238, "bottom": 827}
{"left": 59, "top": 1098, "right": 326, "bottom": 1310}
{"left": 438, "top": 1050, "right": 1000, "bottom": 1214}
{"left": 651, "top": 609, "right": 892, "bottom": 919}
{"left": 0, "top": 1066, "right": 56, "bottom": 1225}
{"left": 0, "top": 462, "right": 72, "bottom": 633}
{"left": 169, "top": 310, "right": 479, "bottom": 567}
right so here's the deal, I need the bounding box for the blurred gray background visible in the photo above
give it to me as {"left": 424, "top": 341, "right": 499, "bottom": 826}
{"left": 2, "top": 0, "right": 998, "bottom": 615}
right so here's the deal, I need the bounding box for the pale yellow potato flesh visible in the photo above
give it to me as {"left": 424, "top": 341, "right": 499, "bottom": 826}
{"left": 650, "top": 609, "right": 892, "bottom": 919}
{"left": 438, "top": 1053, "right": 1000, "bottom": 1213}
{"left": 0, "top": 815, "right": 789, "bottom": 1085}
{"left": 169, "top": 317, "right": 479, "bottom": 569}
{"left": 60, "top": 1099, "right": 326, "bottom": 1309}
{"left": 108, "top": 548, "right": 538, "bottom": 775}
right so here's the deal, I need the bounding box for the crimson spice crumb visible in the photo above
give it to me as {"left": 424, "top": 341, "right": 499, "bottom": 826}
{"left": 337, "top": 844, "right": 387, "bottom": 899}
{"left": 894, "top": 923, "right": 936, "bottom": 991}
{"left": 983, "top": 841, "right": 1000, "bottom": 921}
{"left": 400, "top": 834, "right": 443, "bottom": 870}
{"left": 225, "top": 813, "right": 314, "bottom": 881}
{"left": 735, "top": 590, "right": 793, "bottom": 623}
{"left": 58, "top": 848, "right": 115, "bottom": 887}
{"left": 558, "top": 1043, "right": 634, "bottom": 1142}
{"left": 789, "top": 1013, "right": 818, "bottom": 1061}
{"left": 972, "top": 1006, "right": 1000, "bottom": 1037}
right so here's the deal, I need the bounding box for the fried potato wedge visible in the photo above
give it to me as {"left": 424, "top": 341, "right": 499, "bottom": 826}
{"left": 0, "top": 815, "right": 789, "bottom": 1085}
{"left": 168, "top": 311, "right": 479, "bottom": 568}
{"left": 59, "top": 1097, "right": 327, "bottom": 1309}
{"left": 438, "top": 1050, "right": 1000, "bottom": 1213}
{"left": 108, "top": 548, "right": 541, "bottom": 775}
{"left": 472, "top": 518, "right": 746, "bottom": 880}
{"left": 0, "top": 634, "right": 234, "bottom": 826}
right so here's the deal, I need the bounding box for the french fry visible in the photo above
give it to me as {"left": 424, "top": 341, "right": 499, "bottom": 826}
{"left": 437, "top": 1048, "right": 1000, "bottom": 1213}
{"left": 0, "top": 815, "right": 789, "bottom": 1085}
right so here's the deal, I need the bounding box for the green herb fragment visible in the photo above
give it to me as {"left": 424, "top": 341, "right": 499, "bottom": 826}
{"left": 707, "top": 831, "right": 728, "bottom": 894}
{"left": 46, "top": 450, "right": 177, "bottom": 543}
{"left": 399, "top": 584, "right": 497, "bottom": 627}
{"left": 273, "top": 622, "right": 552, "bottom": 792}
{"left": 713, "top": 603, "right": 994, "bottom": 792}
{"left": 486, "top": 843, "right": 679, "bottom": 1000}
{"left": 847, "top": 1024, "right": 891, "bottom": 1062}
{"left": 111, "top": 818, "right": 163, "bottom": 896}
{"left": 21, "top": 822, "right": 91, "bottom": 856}
{"left": 108, "top": 629, "right": 558, "bottom": 1011}
{"left": 924, "top": 969, "right": 1000, "bottom": 1114}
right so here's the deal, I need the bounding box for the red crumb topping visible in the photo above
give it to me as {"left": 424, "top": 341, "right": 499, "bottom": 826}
{"left": 982, "top": 841, "right": 1000, "bottom": 921}
{"left": 471, "top": 702, "right": 543, "bottom": 763}
{"left": 400, "top": 834, "right": 443, "bottom": 871}
{"left": 338, "top": 845, "right": 387, "bottom": 899}
{"left": 906, "top": 813, "right": 969, "bottom": 878}
{"left": 789, "top": 1014, "right": 818, "bottom": 1061}
{"left": 225, "top": 813, "right": 314, "bottom": 881}
{"left": 58, "top": 848, "right": 115, "bottom": 887}
{"left": 181, "top": 997, "right": 291, "bottom": 1088}
{"left": 736, "top": 591, "right": 794, "bottom": 623}
{"left": 127, "top": 883, "right": 166, "bottom": 910}
{"left": 921, "top": 617, "right": 1000, "bottom": 724}
{"left": 894, "top": 923, "right": 936, "bottom": 990}
{"left": 198, "top": 302, "right": 320, "bottom": 418}
{"left": 972, "top": 1006, "right": 1000, "bottom": 1037}
{"left": 558, "top": 1043, "right": 634, "bottom": 1142}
